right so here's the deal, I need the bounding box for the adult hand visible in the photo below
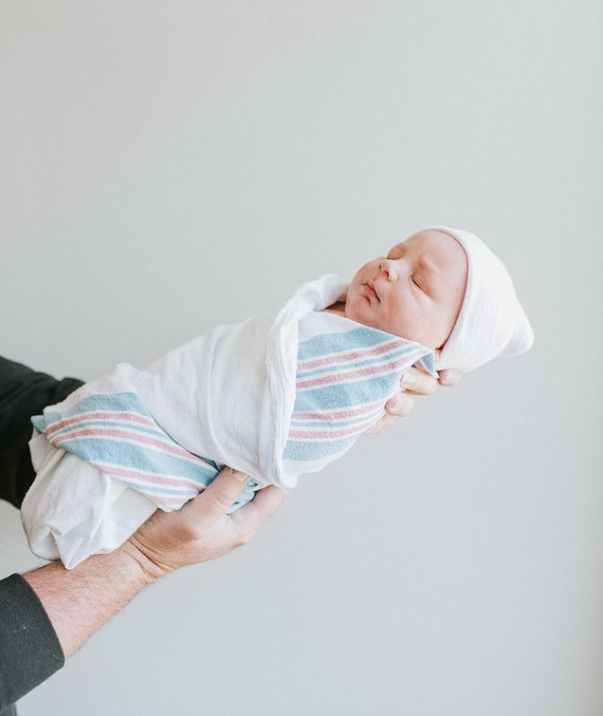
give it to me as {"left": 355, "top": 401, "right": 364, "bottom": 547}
{"left": 363, "top": 367, "right": 461, "bottom": 436}
{"left": 22, "top": 467, "right": 292, "bottom": 659}
{"left": 122, "top": 467, "right": 292, "bottom": 583}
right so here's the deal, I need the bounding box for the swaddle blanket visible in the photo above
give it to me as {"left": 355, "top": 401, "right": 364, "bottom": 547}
{"left": 22, "top": 274, "right": 436, "bottom": 568}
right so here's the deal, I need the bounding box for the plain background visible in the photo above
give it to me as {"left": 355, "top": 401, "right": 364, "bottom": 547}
{"left": 1, "top": 1, "right": 602, "bottom": 715}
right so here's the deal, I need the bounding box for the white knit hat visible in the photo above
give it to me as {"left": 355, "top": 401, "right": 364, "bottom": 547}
{"left": 421, "top": 225, "right": 534, "bottom": 373}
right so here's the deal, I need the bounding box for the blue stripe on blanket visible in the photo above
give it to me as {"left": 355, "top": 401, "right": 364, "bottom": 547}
{"left": 282, "top": 434, "right": 357, "bottom": 461}
{"left": 296, "top": 324, "right": 398, "bottom": 359}
{"left": 31, "top": 392, "right": 256, "bottom": 513}
{"left": 294, "top": 373, "right": 401, "bottom": 407}
{"left": 282, "top": 322, "right": 434, "bottom": 465}
{"left": 50, "top": 436, "right": 217, "bottom": 483}
{"left": 296, "top": 344, "right": 420, "bottom": 379}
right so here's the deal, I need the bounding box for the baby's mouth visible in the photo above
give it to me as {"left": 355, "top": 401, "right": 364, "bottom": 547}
{"left": 364, "top": 281, "right": 380, "bottom": 301}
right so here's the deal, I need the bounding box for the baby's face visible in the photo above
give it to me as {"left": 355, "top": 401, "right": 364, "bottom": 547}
{"left": 345, "top": 230, "right": 468, "bottom": 350}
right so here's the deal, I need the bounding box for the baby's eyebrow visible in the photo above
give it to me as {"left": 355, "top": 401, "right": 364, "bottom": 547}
{"left": 389, "top": 244, "right": 439, "bottom": 277}
{"left": 419, "top": 256, "right": 439, "bottom": 275}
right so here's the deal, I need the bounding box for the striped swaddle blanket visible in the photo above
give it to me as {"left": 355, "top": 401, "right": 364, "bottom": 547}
{"left": 282, "top": 311, "right": 435, "bottom": 471}
{"left": 22, "top": 274, "right": 435, "bottom": 568}
{"left": 29, "top": 314, "right": 435, "bottom": 511}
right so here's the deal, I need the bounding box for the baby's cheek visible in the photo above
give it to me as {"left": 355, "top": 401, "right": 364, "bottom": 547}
{"left": 344, "top": 295, "right": 371, "bottom": 327}
{"left": 386, "top": 302, "right": 422, "bottom": 338}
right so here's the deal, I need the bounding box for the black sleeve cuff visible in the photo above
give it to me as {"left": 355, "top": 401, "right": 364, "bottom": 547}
{"left": 0, "top": 573, "right": 65, "bottom": 710}
{"left": 0, "top": 355, "right": 84, "bottom": 509}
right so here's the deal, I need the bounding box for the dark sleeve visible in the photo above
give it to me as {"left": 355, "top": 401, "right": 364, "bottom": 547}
{"left": 0, "top": 574, "right": 65, "bottom": 711}
{"left": 0, "top": 355, "right": 84, "bottom": 509}
{"left": 0, "top": 356, "right": 85, "bottom": 710}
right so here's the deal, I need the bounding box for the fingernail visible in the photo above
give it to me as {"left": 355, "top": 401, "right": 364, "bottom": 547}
{"left": 231, "top": 469, "right": 248, "bottom": 482}
{"left": 401, "top": 372, "right": 416, "bottom": 389}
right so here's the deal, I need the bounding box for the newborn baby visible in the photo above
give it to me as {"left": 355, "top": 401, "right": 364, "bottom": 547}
{"left": 22, "top": 225, "right": 534, "bottom": 569}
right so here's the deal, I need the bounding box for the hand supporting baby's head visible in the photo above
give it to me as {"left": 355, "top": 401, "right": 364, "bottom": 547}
{"left": 343, "top": 225, "right": 534, "bottom": 372}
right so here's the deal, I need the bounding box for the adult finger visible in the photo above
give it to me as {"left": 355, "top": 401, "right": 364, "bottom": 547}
{"left": 232, "top": 484, "right": 291, "bottom": 535}
{"left": 179, "top": 467, "right": 249, "bottom": 531}
{"left": 384, "top": 390, "right": 415, "bottom": 417}
{"left": 438, "top": 369, "right": 462, "bottom": 387}
{"left": 400, "top": 368, "right": 439, "bottom": 396}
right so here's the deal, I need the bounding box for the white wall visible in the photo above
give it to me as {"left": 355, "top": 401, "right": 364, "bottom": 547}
{"left": 1, "top": 1, "right": 602, "bottom": 714}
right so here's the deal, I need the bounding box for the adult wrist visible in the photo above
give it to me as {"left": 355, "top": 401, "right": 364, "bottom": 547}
{"left": 118, "top": 538, "right": 171, "bottom": 586}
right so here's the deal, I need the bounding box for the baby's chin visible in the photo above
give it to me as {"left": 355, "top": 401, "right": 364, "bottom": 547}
{"left": 344, "top": 292, "right": 380, "bottom": 328}
{"left": 346, "top": 292, "right": 440, "bottom": 346}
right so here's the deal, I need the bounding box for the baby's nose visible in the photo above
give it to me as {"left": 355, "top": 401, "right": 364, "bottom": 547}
{"left": 379, "top": 258, "right": 398, "bottom": 279}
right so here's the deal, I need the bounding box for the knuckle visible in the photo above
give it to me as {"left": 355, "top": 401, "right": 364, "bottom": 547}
{"left": 207, "top": 488, "right": 236, "bottom": 512}
{"left": 401, "top": 372, "right": 417, "bottom": 390}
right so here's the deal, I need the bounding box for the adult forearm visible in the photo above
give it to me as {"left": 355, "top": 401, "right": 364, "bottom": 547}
{"left": 22, "top": 543, "right": 153, "bottom": 659}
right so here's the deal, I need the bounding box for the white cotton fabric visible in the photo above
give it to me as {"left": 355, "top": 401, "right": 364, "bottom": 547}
{"left": 424, "top": 225, "right": 535, "bottom": 373}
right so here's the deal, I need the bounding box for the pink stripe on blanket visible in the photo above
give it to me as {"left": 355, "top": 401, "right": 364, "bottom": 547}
{"left": 97, "top": 463, "right": 206, "bottom": 491}
{"left": 51, "top": 427, "right": 210, "bottom": 464}
{"left": 46, "top": 411, "right": 157, "bottom": 436}
{"left": 144, "top": 494, "right": 190, "bottom": 509}
{"left": 288, "top": 415, "right": 378, "bottom": 439}
{"left": 297, "top": 337, "right": 403, "bottom": 371}
{"left": 297, "top": 352, "right": 423, "bottom": 389}
{"left": 292, "top": 398, "right": 384, "bottom": 421}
